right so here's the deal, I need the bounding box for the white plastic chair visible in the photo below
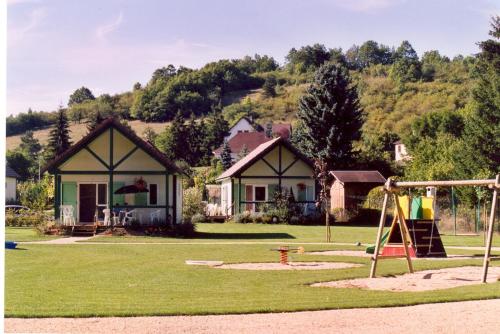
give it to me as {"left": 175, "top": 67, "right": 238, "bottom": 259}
{"left": 60, "top": 205, "right": 75, "bottom": 226}
{"left": 150, "top": 209, "right": 162, "bottom": 224}
{"left": 121, "top": 209, "right": 137, "bottom": 226}
{"left": 103, "top": 209, "right": 111, "bottom": 226}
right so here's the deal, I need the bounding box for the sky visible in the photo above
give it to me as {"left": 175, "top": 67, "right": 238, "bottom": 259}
{"left": 6, "top": 0, "right": 499, "bottom": 115}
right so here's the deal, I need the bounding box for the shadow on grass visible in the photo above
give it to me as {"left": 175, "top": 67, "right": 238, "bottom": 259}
{"left": 195, "top": 232, "right": 295, "bottom": 240}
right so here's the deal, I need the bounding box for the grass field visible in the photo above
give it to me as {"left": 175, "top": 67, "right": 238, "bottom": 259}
{"left": 5, "top": 227, "right": 60, "bottom": 242}
{"left": 84, "top": 223, "right": 500, "bottom": 247}
{"left": 5, "top": 224, "right": 500, "bottom": 317}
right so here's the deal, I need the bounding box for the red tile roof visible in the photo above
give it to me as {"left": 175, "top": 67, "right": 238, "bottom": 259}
{"left": 330, "top": 171, "right": 386, "bottom": 184}
{"left": 271, "top": 123, "right": 292, "bottom": 139}
{"left": 214, "top": 132, "right": 272, "bottom": 155}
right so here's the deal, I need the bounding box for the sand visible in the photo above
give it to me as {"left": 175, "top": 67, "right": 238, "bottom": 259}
{"left": 6, "top": 299, "right": 500, "bottom": 334}
{"left": 307, "top": 250, "right": 485, "bottom": 260}
{"left": 307, "top": 250, "right": 372, "bottom": 257}
{"left": 214, "top": 261, "right": 363, "bottom": 270}
{"left": 312, "top": 266, "right": 500, "bottom": 291}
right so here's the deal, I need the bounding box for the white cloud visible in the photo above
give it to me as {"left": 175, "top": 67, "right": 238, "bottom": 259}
{"left": 96, "top": 11, "right": 123, "bottom": 41}
{"left": 8, "top": 7, "right": 46, "bottom": 44}
{"left": 332, "top": 0, "right": 405, "bottom": 12}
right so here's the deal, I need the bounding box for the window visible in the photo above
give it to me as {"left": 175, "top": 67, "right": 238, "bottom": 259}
{"left": 254, "top": 186, "right": 266, "bottom": 201}
{"left": 149, "top": 184, "right": 158, "bottom": 205}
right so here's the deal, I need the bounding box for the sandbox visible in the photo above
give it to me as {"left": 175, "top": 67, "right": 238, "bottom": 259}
{"left": 312, "top": 266, "right": 500, "bottom": 292}
{"left": 214, "top": 262, "right": 363, "bottom": 271}
{"left": 307, "top": 250, "right": 485, "bottom": 260}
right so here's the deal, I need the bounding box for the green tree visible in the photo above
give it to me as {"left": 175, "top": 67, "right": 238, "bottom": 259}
{"left": 265, "top": 121, "right": 273, "bottom": 138}
{"left": 237, "top": 144, "right": 249, "bottom": 160}
{"left": 459, "top": 16, "right": 500, "bottom": 178}
{"left": 295, "top": 63, "right": 363, "bottom": 171}
{"left": 6, "top": 150, "right": 32, "bottom": 181}
{"left": 390, "top": 40, "right": 422, "bottom": 84}
{"left": 220, "top": 140, "right": 233, "bottom": 170}
{"left": 155, "top": 112, "right": 187, "bottom": 162}
{"left": 86, "top": 110, "right": 104, "bottom": 133}
{"left": 205, "top": 107, "right": 230, "bottom": 150}
{"left": 68, "top": 86, "right": 95, "bottom": 106}
{"left": 45, "top": 107, "right": 72, "bottom": 161}
{"left": 262, "top": 76, "right": 277, "bottom": 97}
{"left": 142, "top": 127, "right": 158, "bottom": 144}
{"left": 19, "top": 131, "right": 41, "bottom": 156}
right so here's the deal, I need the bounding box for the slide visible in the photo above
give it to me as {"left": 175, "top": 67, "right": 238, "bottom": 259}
{"left": 365, "top": 230, "right": 389, "bottom": 254}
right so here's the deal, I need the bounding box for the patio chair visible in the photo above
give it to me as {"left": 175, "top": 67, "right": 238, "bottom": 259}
{"left": 121, "top": 209, "right": 137, "bottom": 226}
{"left": 102, "top": 209, "right": 111, "bottom": 226}
{"left": 60, "top": 205, "right": 75, "bottom": 226}
{"left": 150, "top": 209, "right": 162, "bottom": 224}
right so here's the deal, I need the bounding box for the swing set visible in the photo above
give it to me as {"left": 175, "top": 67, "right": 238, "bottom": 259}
{"left": 370, "top": 175, "right": 499, "bottom": 283}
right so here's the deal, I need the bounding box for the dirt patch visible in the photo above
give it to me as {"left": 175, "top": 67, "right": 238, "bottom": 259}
{"left": 5, "top": 299, "right": 500, "bottom": 334}
{"left": 215, "top": 261, "right": 363, "bottom": 271}
{"left": 312, "top": 266, "right": 500, "bottom": 291}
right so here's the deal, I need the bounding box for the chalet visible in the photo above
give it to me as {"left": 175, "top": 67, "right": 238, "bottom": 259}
{"left": 42, "top": 117, "right": 184, "bottom": 225}
{"left": 216, "top": 137, "right": 316, "bottom": 215}
{"left": 329, "top": 170, "right": 386, "bottom": 212}
{"left": 6, "top": 164, "right": 19, "bottom": 202}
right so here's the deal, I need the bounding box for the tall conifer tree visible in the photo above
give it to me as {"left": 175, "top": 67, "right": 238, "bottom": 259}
{"left": 220, "top": 140, "right": 233, "bottom": 170}
{"left": 46, "top": 107, "right": 72, "bottom": 160}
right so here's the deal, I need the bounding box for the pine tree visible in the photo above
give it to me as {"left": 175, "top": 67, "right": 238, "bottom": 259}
{"left": 19, "top": 130, "right": 41, "bottom": 155}
{"left": 296, "top": 63, "right": 363, "bottom": 172}
{"left": 237, "top": 144, "right": 249, "bottom": 160}
{"left": 205, "top": 106, "right": 229, "bottom": 150}
{"left": 265, "top": 121, "right": 273, "bottom": 138}
{"left": 86, "top": 110, "right": 104, "bottom": 133}
{"left": 156, "top": 111, "right": 187, "bottom": 162}
{"left": 220, "top": 140, "right": 233, "bottom": 170}
{"left": 46, "top": 107, "right": 72, "bottom": 160}
{"left": 142, "top": 126, "right": 158, "bottom": 144}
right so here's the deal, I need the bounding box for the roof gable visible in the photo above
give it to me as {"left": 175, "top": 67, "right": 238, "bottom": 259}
{"left": 216, "top": 137, "right": 313, "bottom": 180}
{"left": 42, "top": 117, "right": 182, "bottom": 174}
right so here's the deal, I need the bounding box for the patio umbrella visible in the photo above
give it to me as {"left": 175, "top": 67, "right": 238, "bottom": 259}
{"left": 114, "top": 184, "right": 149, "bottom": 194}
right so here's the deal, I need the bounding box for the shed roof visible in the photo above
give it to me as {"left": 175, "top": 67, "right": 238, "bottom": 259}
{"left": 42, "top": 117, "right": 183, "bottom": 174}
{"left": 6, "top": 164, "right": 20, "bottom": 178}
{"left": 330, "top": 170, "right": 386, "bottom": 184}
{"left": 216, "top": 137, "right": 313, "bottom": 181}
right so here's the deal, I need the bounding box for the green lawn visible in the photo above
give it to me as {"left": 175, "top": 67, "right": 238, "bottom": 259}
{"left": 85, "top": 223, "right": 500, "bottom": 248}
{"left": 5, "top": 227, "right": 60, "bottom": 242}
{"left": 5, "top": 241, "right": 500, "bottom": 317}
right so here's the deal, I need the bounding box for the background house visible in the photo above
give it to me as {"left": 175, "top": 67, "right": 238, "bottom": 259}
{"left": 394, "top": 141, "right": 410, "bottom": 162}
{"left": 42, "top": 118, "right": 184, "bottom": 225}
{"left": 330, "top": 170, "right": 386, "bottom": 212}
{"left": 213, "top": 132, "right": 272, "bottom": 161}
{"left": 6, "top": 164, "right": 19, "bottom": 202}
{"left": 225, "top": 116, "right": 262, "bottom": 141}
{"left": 216, "top": 137, "right": 316, "bottom": 216}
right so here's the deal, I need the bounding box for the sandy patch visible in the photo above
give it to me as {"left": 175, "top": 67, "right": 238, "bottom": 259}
{"left": 215, "top": 261, "right": 363, "bottom": 271}
{"left": 312, "top": 266, "right": 500, "bottom": 291}
{"left": 308, "top": 250, "right": 486, "bottom": 261}
{"left": 6, "top": 299, "right": 500, "bottom": 334}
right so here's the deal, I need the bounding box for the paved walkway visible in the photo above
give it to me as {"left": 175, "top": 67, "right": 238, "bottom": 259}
{"left": 22, "top": 236, "right": 94, "bottom": 244}
{"left": 5, "top": 299, "right": 500, "bottom": 334}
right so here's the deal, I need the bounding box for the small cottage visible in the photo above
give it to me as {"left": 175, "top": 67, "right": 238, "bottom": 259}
{"left": 216, "top": 137, "right": 316, "bottom": 215}
{"left": 42, "top": 117, "right": 184, "bottom": 225}
{"left": 330, "top": 170, "right": 386, "bottom": 211}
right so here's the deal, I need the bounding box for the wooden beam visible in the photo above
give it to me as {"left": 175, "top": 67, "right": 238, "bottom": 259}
{"left": 84, "top": 147, "right": 110, "bottom": 170}
{"left": 165, "top": 173, "right": 170, "bottom": 223}
{"left": 394, "top": 194, "right": 414, "bottom": 273}
{"left": 54, "top": 173, "right": 60, "bottom": 222}
{"left": 172, "top": 174, "right": 177, "bottom": 224}
{"left": 238, "top": 177, "right": 242, "bottom": 214}
{"left": 238, "top": 175, "right": 313, "bottom": 179}
{"left": 261, "top": 157, "right": 279, "bottom": 175}
{"left": 482, "top": 174, "right": 499, "bottom": 283}
{"left": 57, "top": 170, "right": 168, "bottom": 175}
{"left": 113, "top": 146, "right": 139, "bottom": 170}
{"left": 278, "top": 144, "right": 282, "bottom": 189}
{"left": 281, "top": 157, "right": 300, "bottom": 175}
{"left": 369, "top": 191, "right": 389, "bottom": 278}
{"left": 231, "top": 179, "right": 235, "bottom": 216}
{"left": 108, "top": 128, "right": 114, "bottom": 214}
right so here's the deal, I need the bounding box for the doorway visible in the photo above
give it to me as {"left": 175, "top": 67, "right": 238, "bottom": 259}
{"left": 79, "top": 184, "right": 97, "bottom": 223}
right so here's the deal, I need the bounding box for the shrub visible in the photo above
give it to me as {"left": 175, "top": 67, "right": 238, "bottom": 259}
{"left": 18, "top": 175, "right": 54, "bottom": 211}
{"left": 183, "top": 187, "right": 206, "bottom": 219}
{"left": 6, "top": 209, "right": 51, "bottom": 227}
{"left": 191, "top": 213, "right": 207, "bottom": 224}
{"left": 174, "top": 220, "right": 196, "bottom": 237}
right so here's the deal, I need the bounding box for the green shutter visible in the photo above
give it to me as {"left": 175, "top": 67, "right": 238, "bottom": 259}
{"left": 268, "top": 184, "right": 279, "bottom": 200}
{"left": 112, "top": 182, "right": 125, "bottom": 206}
{"left": 61, "top": 182, "right": 77, "bottom": 219}
{"left": 135, "top": 192, "right": 147, "bottom": 206}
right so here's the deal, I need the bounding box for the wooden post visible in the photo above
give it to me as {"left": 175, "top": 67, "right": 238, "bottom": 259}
{"left": 394, "top": 194, "right": 414, "bottom": 273}
{"left": 481, "top": 175, "right": 499, "bottom": 283}
{"left": 369, "top": 191, "right": 389, "bottom": 278}
{"left": 54, "top": 173, "right": 60, "bottom": 222}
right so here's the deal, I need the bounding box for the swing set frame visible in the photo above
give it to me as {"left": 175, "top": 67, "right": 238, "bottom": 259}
{"left": 369, "top": 175, "right": 499, "bottom": 283}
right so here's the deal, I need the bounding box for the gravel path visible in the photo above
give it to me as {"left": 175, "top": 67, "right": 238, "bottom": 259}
{"left": 5, "top": 299, "right": 500, "bottom": 334}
